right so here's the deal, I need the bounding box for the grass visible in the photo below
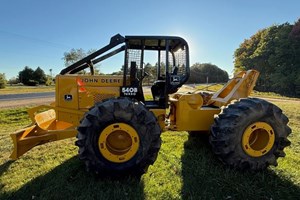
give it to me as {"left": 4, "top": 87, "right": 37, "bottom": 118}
{"left": 0, "top": 85, "right": 55, "bottom": 95}
{"left": 0, "top": 99, "right": 299, "bottom": 200}
{"left": 195, "top": 83, "right": 299, "bottom": 100}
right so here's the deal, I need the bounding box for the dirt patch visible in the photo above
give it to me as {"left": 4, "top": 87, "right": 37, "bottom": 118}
{"left": 254, "top": 97, "right": 300, "bottom": 103}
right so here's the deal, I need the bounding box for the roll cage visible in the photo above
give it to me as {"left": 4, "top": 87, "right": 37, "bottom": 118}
{"left": 60, "top": 34, "right": 190, "bottom": 108}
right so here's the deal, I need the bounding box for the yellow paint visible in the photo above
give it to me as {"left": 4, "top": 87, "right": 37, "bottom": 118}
{"left": 78, "top": 86, "right": 119, "bottom": 109}
{"left": 10, "top": 124, "right": 77, "bottom": 159}
{"left": 242, "top": 122, "right": 275, "bottom": 157}
{"left": 56, "top": 75, "right": 79, "bottom": 109}
{"left": 10, "top": 105, "right": 80, "bottom": 159}
{"left": 211, "top": 70, "right": 259, "bottom": 107}
{"left": 10, "top": 70, "right": 260, "bottom": 160}
{"left": 98, "top": 123, "right": 140, "bottom": 163}
{"left": 168, "top": 93, "right": 221, "bottom": 131}
{"left": 149, "top": 109, "right": 166, "bottom": 130}
{"left": 76, "top": 75, "right": 124, "bottom": 87}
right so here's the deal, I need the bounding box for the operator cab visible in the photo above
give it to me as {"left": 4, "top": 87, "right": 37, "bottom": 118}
{"left": 122, "top": 36, "right": 190, "bottom": 108}
{"left": 60, "top": 34, "right": 190, "bottom": 109}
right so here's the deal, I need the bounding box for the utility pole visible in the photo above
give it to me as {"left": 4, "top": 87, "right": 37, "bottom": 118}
{"left": 206, "top": 75, "right": 209, "bottom": 90}
{"left": 49, "top": 69, "right": 52, "bottom": 79}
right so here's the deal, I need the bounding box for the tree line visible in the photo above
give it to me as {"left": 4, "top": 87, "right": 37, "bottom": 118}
{"left": 0, "top": 73, "right": 6, "bottom": 89}
{"left": 0, "top": 66, "right": 52, "bottom": 87}
{"left": 17, "top": 66, "right": 48, "bottom": 86}
{"left": 187, "top": 63, "right": 229, "bottom": 83}
{"left": 234, "top": 18, "right": 300, "bottom": 97}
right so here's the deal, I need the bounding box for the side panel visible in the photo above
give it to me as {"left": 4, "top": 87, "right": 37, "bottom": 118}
{"left": 56, "top": 76, "right": 79, "bottom": 110}
{"left": 174, "top": 108, "right": 220, "bottom": 131}
{"left": 57, "top": 111, "right": 82, "bottom": 127}
{"left": 55, "top": 75, "right": 124, "bottom": 124}
{"left": 55, "top": 76, "right": 82, "bottom": 125}
{"left": 169, "top": 94, "right": 221, "bottom": 132}
{"left": 79, "top": 87, "right": 120, "bottom": 109}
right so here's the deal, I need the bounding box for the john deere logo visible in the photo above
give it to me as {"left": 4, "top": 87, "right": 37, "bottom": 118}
{"left": 64, "top": 94, "right": 73, "bottom": 101}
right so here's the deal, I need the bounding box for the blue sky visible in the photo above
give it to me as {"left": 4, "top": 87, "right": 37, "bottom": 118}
{"left": 0, "top": 0, "right": 299, "bottom": 79}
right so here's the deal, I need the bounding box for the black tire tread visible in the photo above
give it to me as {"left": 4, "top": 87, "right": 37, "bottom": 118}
{"left": 75, "top": 97, "right": 161, "bottom": 177}
{"left": 209, "top": 98, "right": 291, "bottom": 171}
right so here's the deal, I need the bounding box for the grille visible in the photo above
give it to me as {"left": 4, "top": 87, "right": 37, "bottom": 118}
{"left": 93, "top": 93, "right": 116, "bottom": 103}
{"left": 160, "top": 47, "right": 187, "bottom": 75}
{"left": 126, "top": 49, "right": 141, "bottom": 73}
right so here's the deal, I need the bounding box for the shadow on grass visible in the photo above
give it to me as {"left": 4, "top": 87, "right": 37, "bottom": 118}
{"left": 0, "top": 160, "right": 14, "bottom": 191}
{"left": 0, "top": 157, "right": 145, "bottom": 200}
{"left": 181, "top": 135, "right": 300, "bottom": 200}
{"left": 0, "top": 160, "right": 14, "bottom": 177}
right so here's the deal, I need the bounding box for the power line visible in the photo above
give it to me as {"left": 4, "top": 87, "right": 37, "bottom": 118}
{"left": 0, "top": 29, "right": 72, "bottom": 49}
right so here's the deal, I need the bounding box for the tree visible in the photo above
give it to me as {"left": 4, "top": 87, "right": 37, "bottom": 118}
{"left": 289, "top": 18, "right": 300, "bottom": 96}
{"left": 18, "top": 66, "right": 47, "bottom": 85}
{"left": 143, "top": 63, "right": 156, "bottom": 85}
{"left": 63, "top": 48, "right": 86, "bottom": 66}
{"left": 18, "top": 66, "right": 34, "bottom": 85}
{"left": 234, "top": 19, "right": 300, "bottom": 97}
{"left": 187, "top": 63, "right": 229, "bottom": 83}
{"left": 33, "top": 67, "right": 47, "bottom": 84}
{"left": 62, "top": 48, "right": 101, "bottom": 74}
{"left": 0, "top": 73, "right": 6, "bottom": 89}
{"left": 8, "top": 77, "right": 19, "bottom": 85}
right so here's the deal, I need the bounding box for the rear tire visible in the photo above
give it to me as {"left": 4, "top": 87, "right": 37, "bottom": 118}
{"left": 75, "top": 97, "right": 161, "bottom": 177}
{"left": 209, "top": 98, "right": 291, "bottom": 171}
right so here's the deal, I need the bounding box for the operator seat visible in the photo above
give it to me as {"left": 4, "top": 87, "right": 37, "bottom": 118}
{"left": 151, "top": 66, "right": 179, "bottom": 101}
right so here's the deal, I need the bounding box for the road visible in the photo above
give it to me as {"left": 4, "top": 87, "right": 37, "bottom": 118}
{"left": 0, "top": 92, "right": 55, "bottom": 108}
{"left": 0, "top": 92, "right": 54, "bottom": 101}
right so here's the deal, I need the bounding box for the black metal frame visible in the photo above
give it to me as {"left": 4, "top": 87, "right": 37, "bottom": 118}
{"left": 60, "top": 34, "right": 125, "bottom": 75}
{"left": 124, "top": 35, "right": 190, "bottom": 88}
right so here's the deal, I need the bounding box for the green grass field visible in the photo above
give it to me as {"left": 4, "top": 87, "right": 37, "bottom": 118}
{"left": 196, "top": 83, "right": 298, "bottom": 100}
{"left": 0, "top": 85, "right": 55, "bottom": 95}
{"left": 0, "top": 100, "right": 299, "bottom": 200}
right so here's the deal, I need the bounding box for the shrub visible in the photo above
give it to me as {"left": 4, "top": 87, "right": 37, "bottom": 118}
{"left": 0, "top": 73, "right": 7, "bottom": 89}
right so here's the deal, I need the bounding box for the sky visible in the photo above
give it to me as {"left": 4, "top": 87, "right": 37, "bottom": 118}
{"left": 0, "top": 0, "right": 299, "bottom": 79}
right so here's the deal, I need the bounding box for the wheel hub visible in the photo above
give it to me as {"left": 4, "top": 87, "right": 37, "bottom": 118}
{"left": 98, "top": 123, "right": 139, "bottom": 163}
{"left": 242, "top": 122, "right": 275, "bottom": 157}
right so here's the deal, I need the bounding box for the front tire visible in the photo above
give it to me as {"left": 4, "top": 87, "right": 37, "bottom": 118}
{"left": 209, "top": 98, "right": 291, "bottom": 171}
{"left": 75, "top": 98, "right": 161, "bottom": 177}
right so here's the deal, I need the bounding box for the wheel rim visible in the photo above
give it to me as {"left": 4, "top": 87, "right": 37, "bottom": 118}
{"left": 98, "top": 123, "right": 140, "bottom": 163}
{"left": 242, "top": 122, "right": 275, "bottom": 157}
